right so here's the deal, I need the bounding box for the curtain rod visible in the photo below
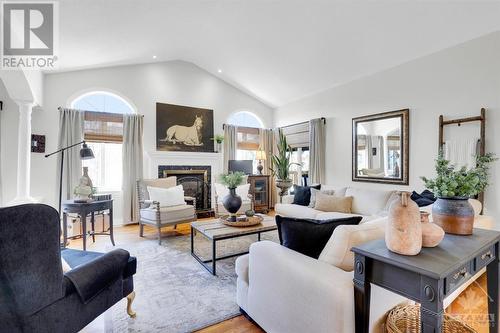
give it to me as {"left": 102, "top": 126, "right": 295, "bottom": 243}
{"left": 279, "top": 117, "right": 326, "bottom": 129}
{"left": 57, "top": 106, "right": 144, "bottom": 117}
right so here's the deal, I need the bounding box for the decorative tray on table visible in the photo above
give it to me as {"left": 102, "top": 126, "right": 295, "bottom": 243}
{"left": 220, "top": 214, "right": 264, "bottom": 227}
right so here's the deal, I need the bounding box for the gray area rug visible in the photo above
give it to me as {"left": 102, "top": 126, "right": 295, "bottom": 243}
{"left": 101, "top": 229, "right": 278, "bottom": 333}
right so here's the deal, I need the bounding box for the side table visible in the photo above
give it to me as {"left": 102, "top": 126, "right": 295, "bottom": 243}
{"left": 62, "top": 199, "right": 115, "bottom": 251}
{"left": 352, "top": 228, "right": 500, "bottom": 333}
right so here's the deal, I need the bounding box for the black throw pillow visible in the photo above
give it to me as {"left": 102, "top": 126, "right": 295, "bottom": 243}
{"left": 275, "top": 215, "right": 362, "bottom": 259}
{"left": 292, "top": 184, "right": 321, "bottom": 206}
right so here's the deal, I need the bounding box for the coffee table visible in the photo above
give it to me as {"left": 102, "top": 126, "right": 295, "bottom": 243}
{"left": 191, "top": 215, "right": 277, "bottom": 275}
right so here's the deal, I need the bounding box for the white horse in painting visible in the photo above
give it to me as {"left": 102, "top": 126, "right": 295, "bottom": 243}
{"left": 162, "top": 115, "right": 204, "bottom": 146}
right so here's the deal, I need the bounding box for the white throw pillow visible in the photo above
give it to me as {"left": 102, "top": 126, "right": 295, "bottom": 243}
{"left": 318, "top": 217, "right": 387, "bottom": 272}
{"left": 236, "top": 183, "right": 251, "bottom": 199}
{"left": 147, "top": 185, "right": 185, "bottom": 207}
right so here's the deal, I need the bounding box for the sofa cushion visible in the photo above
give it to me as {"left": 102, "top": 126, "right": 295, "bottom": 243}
{"left": 314, "top": 193, "right": 353, "bottom": 213}
{"left": 274, "top": 203, "right": 319, "bottom": 219}
{"left": 309, "top": 188, "right": 336, "bottom": 208}
{"left": 318, "top": 217, "right": 387, "bottom": 271}
{"left": 315, "top": 211, "right": 365, "bottom": 221}
{"left": 276, "top": 215, "right": 362, "bottom": 259}
{"left": 235, "top": 254, "right": 249, "bottom": 283}
{"left": 140, "top": 204, "right": 195, "bottom": 223}
{"left": 345, "top": 187, "right": 394, "bottom": 215}
{"left": 292, "top": 184, "right": 321, "bottom": 206}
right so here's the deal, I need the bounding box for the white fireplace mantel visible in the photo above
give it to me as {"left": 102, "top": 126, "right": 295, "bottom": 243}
{"left": 145, "top": 151, "right": 224, "bottom": 209}
{"left": 144, "top": 150, "right": 223, "bottom": 179}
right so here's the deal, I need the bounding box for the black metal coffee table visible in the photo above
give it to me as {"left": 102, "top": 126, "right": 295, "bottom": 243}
{"left": 190, "top": 216, "right": 276, "bottom": 275}
{"left": 352, "top": 228, "right": 500, "bottom": 333}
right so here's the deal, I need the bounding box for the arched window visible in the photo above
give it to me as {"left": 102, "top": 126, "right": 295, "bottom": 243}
{"left": 227, "top": 111, "right": 263, "bottom": 128}
{"left": 226, "top": 111, "right": 264, "bottom": 172}
{"left": 71, "top": 91, "right": 135, "bottom": 192}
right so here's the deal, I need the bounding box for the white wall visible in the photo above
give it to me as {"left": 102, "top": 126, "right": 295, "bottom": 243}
{"left": 28, "top": 60, "right": 272, "bottom": 223}
{"left": 274, "top": 32, "right": 500, "bottom": 218}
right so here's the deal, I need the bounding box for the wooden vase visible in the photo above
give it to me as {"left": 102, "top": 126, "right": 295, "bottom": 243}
{"left": 385, "top": 192, "right": 422, "bottom": 256}
{"left": 420, "top": 211, "right": 445, "bottom": 247}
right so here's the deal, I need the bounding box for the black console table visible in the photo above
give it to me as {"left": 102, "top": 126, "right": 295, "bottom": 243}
{"left": 352, "top": 228, "right": 500, "bottom": 333}
{"left": 62, "top": 199, "right": 114, "bottom": 251}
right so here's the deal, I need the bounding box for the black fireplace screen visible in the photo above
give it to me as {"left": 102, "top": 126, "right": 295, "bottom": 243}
{"left": 158, "top": 165, "right": 211, "bottom": 212}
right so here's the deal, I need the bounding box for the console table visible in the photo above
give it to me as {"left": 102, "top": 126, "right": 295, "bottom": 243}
{"left": 352, "top": 228, "right": 500, "bottom": 333}
{"left": 62, "top": 199, "right": 115, "bottom": 251}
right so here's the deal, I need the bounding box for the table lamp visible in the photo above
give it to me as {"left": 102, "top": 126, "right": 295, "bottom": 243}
{"left": 255, "top": 150, "right": 267, "bottom": 175}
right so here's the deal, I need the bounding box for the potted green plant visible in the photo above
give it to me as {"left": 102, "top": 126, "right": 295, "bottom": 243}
{"left": 211, "top": 134, "right": 225, "bottom": 153}
{"left": 271, "top": 130, "right": 299, "bottom": 202}
{"left": 218, "top": 171, "right": 245, "bottom": 221}
{"left": 421, "top": 151, "right": 496, "bottom": 235}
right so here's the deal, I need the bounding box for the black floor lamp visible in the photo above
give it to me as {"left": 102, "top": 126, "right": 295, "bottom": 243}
{"left": 45, "top": 141, "right": 95, "bottom": 215}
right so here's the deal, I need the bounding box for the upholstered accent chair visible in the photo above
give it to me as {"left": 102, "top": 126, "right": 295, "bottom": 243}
{"left": 0, "top": 204, "right": 137, "bottom": 333}
{"left": 214, "top": 182, "right": 253, "bottom": 217}
{"left": 137, "top": 176, "right": 197, "bottom": 244}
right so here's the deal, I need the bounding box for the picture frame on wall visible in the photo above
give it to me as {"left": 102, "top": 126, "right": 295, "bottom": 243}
{"left": 156, "top": 102, "right": 215, "bottom": 153}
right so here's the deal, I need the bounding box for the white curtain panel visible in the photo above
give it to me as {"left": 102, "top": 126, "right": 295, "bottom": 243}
{"left": 223, "top": 124, "right": 237, "bottom": 173}
{"left": 57, "top": 108, "right": 84, "bottom": 201}
{"left": 122, "top": 114, "right": 144, "bottom": 224}
{"left": 309, "top": 118, "right": 326, "bottom": 185}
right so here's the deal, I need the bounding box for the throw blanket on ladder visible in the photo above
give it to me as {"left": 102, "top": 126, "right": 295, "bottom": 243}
{"left": 444, "top": 138, "right": 479, "bottom": 170}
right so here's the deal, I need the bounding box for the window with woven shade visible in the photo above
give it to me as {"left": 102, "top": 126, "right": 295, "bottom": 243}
{"left": 84, "top": 111, "right": 123, "bottom": 143}
{"left": 71, "top": 91, "right": 135, "bottom": 191}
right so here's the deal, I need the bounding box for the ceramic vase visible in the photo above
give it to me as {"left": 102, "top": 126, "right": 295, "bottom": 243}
{"left": 80, "top": 167, "right": 93, "bottom": 188}
{"left": 385, "top": 191, "right": 422, "bottom": 256}
{"left": 420, "top": 211, "right": 444, "bottom": 248}
{"left": 222, "top": 188, "right": 242, "bottom": 222}
{"left": 432, "top": 197, "right": 474, "bottom": 235}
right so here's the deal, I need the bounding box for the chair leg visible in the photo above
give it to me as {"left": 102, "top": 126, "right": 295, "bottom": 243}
{"left": 139, "top": 222, "right": 144, "bottom": 237}
{"left": 173, "top": 224, "right": 177, "bottom": 230}
{"left": 157, "top": 226, "right": 162, "bottom": 245}
{"left": 126, "top": 291, "right": 137, "bottom": 318}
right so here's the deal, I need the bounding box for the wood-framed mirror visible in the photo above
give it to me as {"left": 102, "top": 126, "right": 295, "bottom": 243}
{"left": 352, "top": 109, "right": 409, "bottom": 185}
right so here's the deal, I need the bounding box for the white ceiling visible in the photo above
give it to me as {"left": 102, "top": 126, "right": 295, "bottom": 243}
{"left": 57, "top": 0, "right": 500, "bottom": 108}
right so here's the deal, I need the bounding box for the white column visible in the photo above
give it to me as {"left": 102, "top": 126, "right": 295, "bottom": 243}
{"left": 11, "top": 100, "right": 36, "bottom": 204}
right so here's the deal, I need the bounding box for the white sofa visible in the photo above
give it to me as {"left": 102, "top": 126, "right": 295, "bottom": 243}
{"left": 275, "top": 186, "right": 396, "bottom": 223}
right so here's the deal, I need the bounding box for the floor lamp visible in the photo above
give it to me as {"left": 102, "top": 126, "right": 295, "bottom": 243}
{"left": 45, "top": 141, "right": 95, "bottom": 215}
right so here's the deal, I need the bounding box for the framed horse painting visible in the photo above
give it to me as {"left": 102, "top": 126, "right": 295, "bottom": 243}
{"left": 156, "top": 102, "right": 215, "bottom": 152}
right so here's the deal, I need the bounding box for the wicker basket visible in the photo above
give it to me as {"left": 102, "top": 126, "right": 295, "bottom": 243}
{"left": 386, "top": 304, "right": 476, "bottom": 333}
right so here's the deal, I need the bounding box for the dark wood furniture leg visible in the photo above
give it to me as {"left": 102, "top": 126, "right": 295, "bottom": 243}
{"left": 62, "top": 212, "right": 68, "bottom": 249}
{"left": 353, "top": 254, "right": 370, "bottom": 333}
{"left": 109, "top": 206, "right": 115, "bottom": 246}
{"left": 81, "top": 209, "right": 87, "bottom": 251}
{"left": 487, "top": 243, "right": 499, "bottom": 333}
{"left": 420, "top": 307, "right": 443, "bottom": 333}
{"left": 91, "top": 212, "right": 96, "bottom": 243}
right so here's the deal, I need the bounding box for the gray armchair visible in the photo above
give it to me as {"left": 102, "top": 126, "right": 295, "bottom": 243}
{"left": 137, "top": 176, "right": 197, "bottom": 244}
{"left": 0, "top": 204, "right": 136, "bottom": 333}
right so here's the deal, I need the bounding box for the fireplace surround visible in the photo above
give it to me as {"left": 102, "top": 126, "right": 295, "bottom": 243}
{"left": 158, "top": 165, "right": 213, "bottom": 218}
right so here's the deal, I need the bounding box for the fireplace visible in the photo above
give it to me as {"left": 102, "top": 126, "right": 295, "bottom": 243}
{"left": 158, "top": 165, "right": 213, "bottom": 218}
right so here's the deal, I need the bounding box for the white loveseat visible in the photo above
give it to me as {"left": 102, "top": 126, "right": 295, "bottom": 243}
{"left": 236, "top": 217, "right": 406, "bottom": 333}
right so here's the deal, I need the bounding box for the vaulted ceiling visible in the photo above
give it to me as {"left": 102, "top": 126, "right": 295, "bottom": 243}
{"left": 57, "top": 0, "right": 500, "bottom": 107}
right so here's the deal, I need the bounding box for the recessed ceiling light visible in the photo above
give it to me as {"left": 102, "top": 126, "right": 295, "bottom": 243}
{"left": 217, "top": 69, "right": 222, "bottom": 73}
{"left": 152, "top": 55, "right": 157, "bottom": 59}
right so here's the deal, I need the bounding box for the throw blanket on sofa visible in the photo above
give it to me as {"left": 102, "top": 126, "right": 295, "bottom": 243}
{"left": 411, "top": 190, "right": 436, "bottom": 207}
